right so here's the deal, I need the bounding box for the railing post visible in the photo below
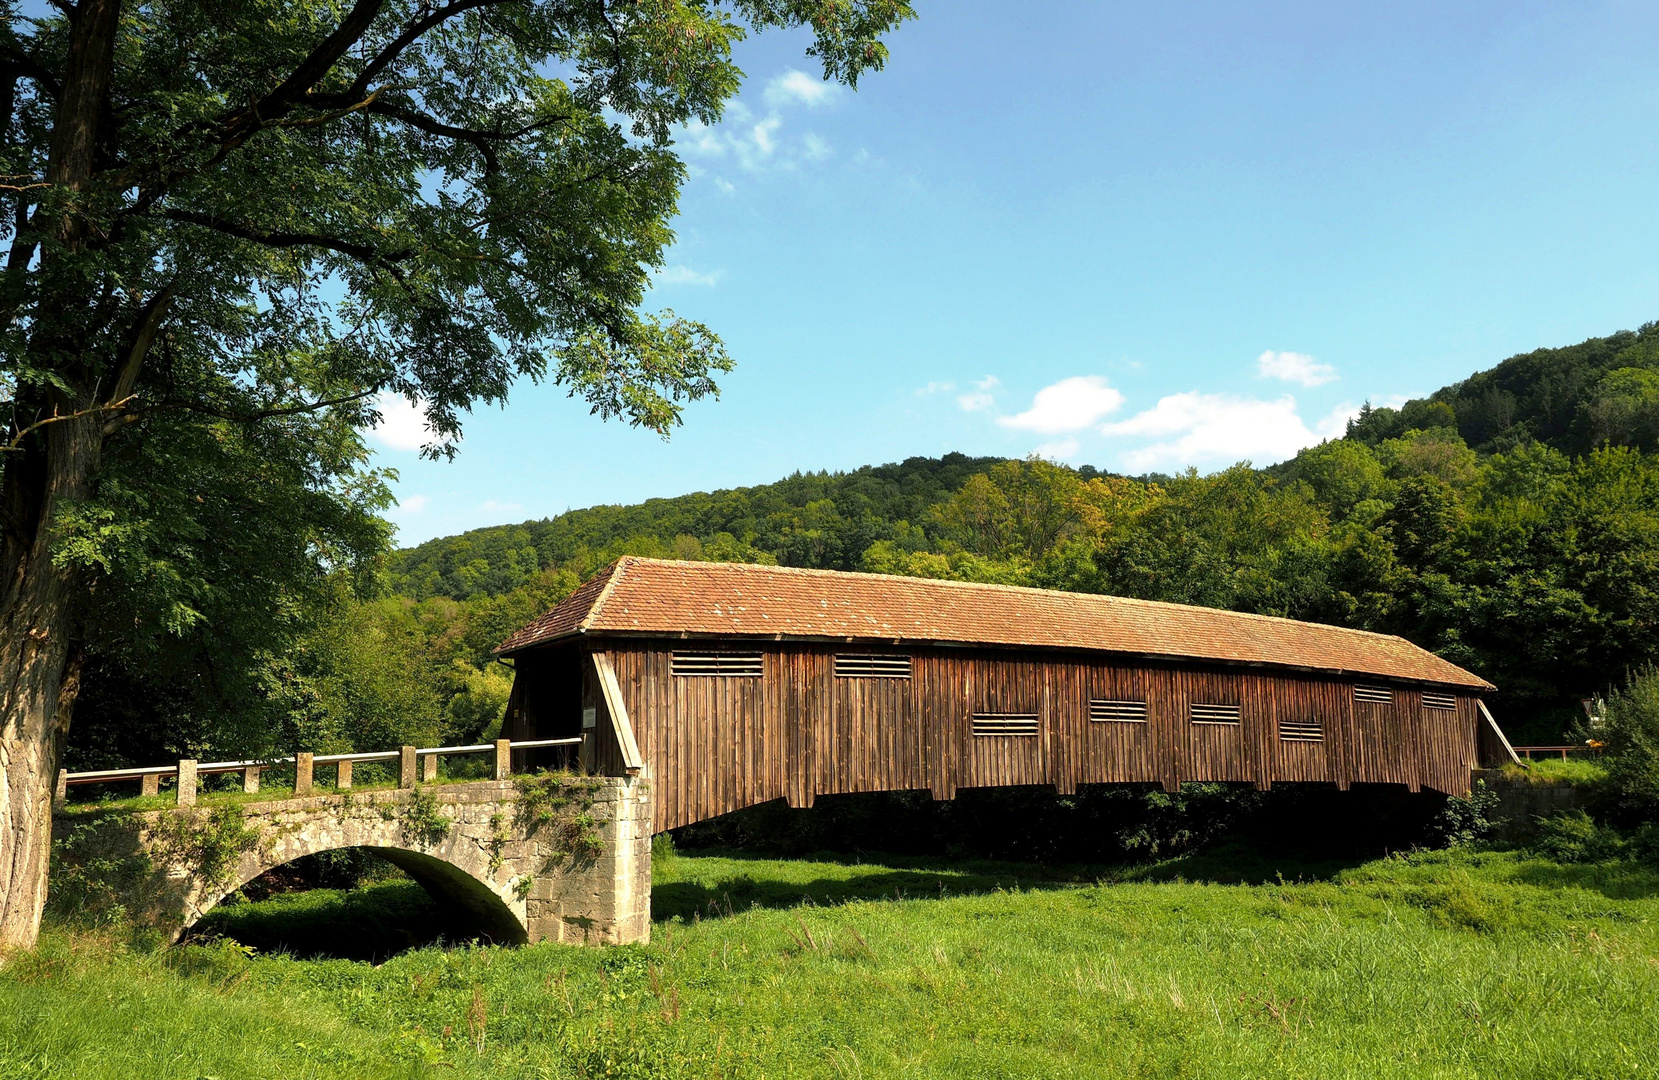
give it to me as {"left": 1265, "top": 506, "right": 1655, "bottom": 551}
{"left": 494, "top": 739, "right": 512, "bottom": 781}
{"left": 177, "top": 760, "right": 197, "bottom": 807}
{"left": 399, "top": 746, "right": 417, "bottom": 788}
{"left": 336, "top": 760, "right": 353, "bottom": 790}
{"left": 421, "top": 751, "right": 439, "bottom": 783}
{"left": 142, "top": 773, "right": 160, "bottom": 797}
{"left": 243, "top": 765, "right": 260, "bottom": 794}
{"left": 53, "top": 769, "right": 67, "bottom": 810}
{"left": 294, "top": 752, "right": 314, "bottom": 795}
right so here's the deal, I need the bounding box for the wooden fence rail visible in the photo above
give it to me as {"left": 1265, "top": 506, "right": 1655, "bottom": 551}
{"left": 53, "top": 737, "right": 584, "bottom": 807}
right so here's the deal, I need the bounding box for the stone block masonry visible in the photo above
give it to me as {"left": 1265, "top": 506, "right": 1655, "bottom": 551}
{"left": 51, "top": 774, "right": 653, "bottom": 947}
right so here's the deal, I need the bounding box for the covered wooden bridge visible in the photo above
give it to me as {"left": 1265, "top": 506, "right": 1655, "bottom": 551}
{"left": 498, "top": 558, "right": 1512, "bottom": 835}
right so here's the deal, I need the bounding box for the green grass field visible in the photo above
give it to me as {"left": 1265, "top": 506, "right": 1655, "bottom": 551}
{"left": 4, "top": 846, "right": 1657, "bottom": 1079}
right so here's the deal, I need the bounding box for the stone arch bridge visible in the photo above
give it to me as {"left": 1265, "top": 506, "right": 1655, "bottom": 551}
{"left": 53, "top": 746, "right": 651, "bottom": 946}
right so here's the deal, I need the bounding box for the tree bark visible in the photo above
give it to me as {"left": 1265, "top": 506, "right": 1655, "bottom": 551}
{"left": 0, "top": 0, "right": 122, "bottom": 950}
{"left": 0, "top": 417, "right": 101, "bottom": 949}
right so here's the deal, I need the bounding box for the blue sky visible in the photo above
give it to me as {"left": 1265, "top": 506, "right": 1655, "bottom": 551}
{"left": 377, "top": 0, "right": 1659, "bottom": 545}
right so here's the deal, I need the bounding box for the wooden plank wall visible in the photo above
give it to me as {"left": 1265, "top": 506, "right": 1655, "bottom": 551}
{"left": 523, "top": 641, "right": 1482, "bottom": 834}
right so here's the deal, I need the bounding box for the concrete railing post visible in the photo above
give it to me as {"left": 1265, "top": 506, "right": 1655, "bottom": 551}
{"left": 53, "top": 769, "right": 67, "bottom": 809}
{"left": 177, "top": 760, "right": 197, "bottom": 807}
{"left": 336, "top": 760, "right": 353, "bottom": 789}
{"left": 494, "top": 739, "right": 512, "bottom": 781}
{"left": 142, "top": 773, "right": 160, "bottom": 797}
{"left": 399, "top": 746, "right": 417, "bottom": 788}
{"left": 243, "top": 765, "right": 260, "bottom": 794}
{"left": 294, "top": 752, "right": 314, "bottom": 795}
{"left": 421, "top": 751, "right": 439, "bottom": 783}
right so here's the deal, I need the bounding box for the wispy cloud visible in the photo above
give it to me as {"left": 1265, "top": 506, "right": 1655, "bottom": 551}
{"left": 1257, "top": 350, "right": 1337, "bottom": 387}
{"left": 399, "top": 494, "right": 429, "bottom": 513}
{"left": 371, "top": 392, "right": 452, "bottom": 452}
{"left": 957, "top": 375, "right": 1000, "bottom": 413}
{"left": 654, "top": 264, "right": 719, "bottom": 287}
{"left": 1100, "top": 392, "right": 1337, "bottom": 472}
{"left": 998, "top": 375, "right": 1125, "bottom": 434}
{"left": 915, "top": 380, "right": 956, "bottom": 397}
{"left": 765, "top": 69, "right": 841, "bottom": 108}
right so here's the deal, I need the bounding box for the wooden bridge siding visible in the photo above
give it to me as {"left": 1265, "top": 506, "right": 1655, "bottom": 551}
{"left": 549, "top": 642, "right": 1481, "bottom": 834}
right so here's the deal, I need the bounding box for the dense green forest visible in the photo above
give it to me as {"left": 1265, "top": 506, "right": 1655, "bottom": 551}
{"left": 66, "top": 322, "right": 1659, "bottom": 770}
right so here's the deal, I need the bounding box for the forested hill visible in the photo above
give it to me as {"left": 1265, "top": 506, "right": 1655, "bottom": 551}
{"left": 393, "top": 320, "right": 1659, "bottom": 602}
{"left": 388, "top": 452, "right": 1020, "bottom": 598}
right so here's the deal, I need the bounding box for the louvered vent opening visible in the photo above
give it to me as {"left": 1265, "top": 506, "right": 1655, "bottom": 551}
{"left": 1190, "top": 702, "right": 1241, "bottom": 725}
{"left": 834, "top": 654, "right": 912, "bottom": 679}
{"left": 1279, "top": 719, "right": 1323, "bottom": 743}
{"left": 1354, "top": 685, "right": 1393, "bottom": 704}
{"left": 1422, "top": 691, "right": 1457, "bottom": 711}
{"left": 671, "top": 652, "right": 764, "bottom": 678}
{"left": 972, "top": 713, "right": 1039, "bottom": 737}
{"left": 1090, "top": 699, "right": 1148, "bottom": 723}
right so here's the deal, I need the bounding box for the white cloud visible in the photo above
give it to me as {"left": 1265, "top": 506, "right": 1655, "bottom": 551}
{"left": 750, "top": 114, "right": 781, "bottom": 157}
{"left": 765, "top": 70, "right": 840, "bottom": 108}
{"left": 915, "top": 380, "right": 956, "bottom": 396}
{"left": 998, "top": 375, "right": 1126, "bottom": 434}
{"left": 802, "top": 133, "right": 832, "bottom": 161}
{"left": 399, "top": 494, "right": 429, "bottom": 513}
{"left": 1033, "top": 438, "right": 1082, "bottom": 461}
{"left": 1315, "top": 401, "right": 1362, "bottom": 439}
{"left": 957, "top": 375, "right": 1000, "bottom": 413}
{"left": 654, "top": 264, "right": 718, "bottom": 287}
{"left": 713, "top": 177, "right": 735, "bottom": 194}
{"left": 1100, "top": 392, "right": 1326, "bottom": 472}
{"left": 1257, "top": 350, "right": 1337, "bottom": 387}
{"left": 371, "top": 392, "right": 451, "bottom": 452}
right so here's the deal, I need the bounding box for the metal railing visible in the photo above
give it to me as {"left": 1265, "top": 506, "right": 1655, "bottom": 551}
{"left": 54, "top": 737, "right": 584, "bottom": 808}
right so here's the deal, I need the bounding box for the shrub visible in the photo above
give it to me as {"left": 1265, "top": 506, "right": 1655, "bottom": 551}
{"left": 1429, "top": 781, "right": 1500, "bottom": 847}
{"left": 1599, "top": 666, "right": 1659, "bottom": 823}
{"left": 1533, "top": 810, "right": 1629, "bottom": 863}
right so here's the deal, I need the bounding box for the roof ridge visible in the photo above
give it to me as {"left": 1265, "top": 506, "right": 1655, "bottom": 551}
{"left": 617, "top": 556, "right": 1407, "bottom": 646}
{"left": 577, "top": 557, "right": 631, "bottom": 632}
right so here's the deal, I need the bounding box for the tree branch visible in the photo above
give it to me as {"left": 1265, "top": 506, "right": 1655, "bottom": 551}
{"left": 0, "top": 48, "right": 63, "bottom": 99}
{"left": 135, "top": 388, "right": 378, "bottom": 426}
{"left": 3, "top": 396, "right": 135, "bottom": 453}
{"left": 226, "top": 0, "right": 387, "bottom": 139}
{"left": 163, "top": 209, "right": 413, "bottom": 274}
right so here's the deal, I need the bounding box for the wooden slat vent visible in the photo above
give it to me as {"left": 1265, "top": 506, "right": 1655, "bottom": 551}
{"left": 1422, "top": 691, "right": 1457, "bottom": 711}
{"left": 1090, "top": 699, "right": 1148, "bottom": 723}
{"left": 1354, "top": 685, "right": 1393, "bottom": 704}
{"left": 671, "top": 652, "right": 764, "bottom": 678}
{"left": 972, "top": 713, "right": 1039, "bottom": 737}
{"left": 1190, "top": 702, "right": 1241, "bottom": 725}
{"left": 1279, "top": 718, "right": 1323, "bottom": 743}
{"left": 834, "top": 654, "right": 912, "bottom": 679}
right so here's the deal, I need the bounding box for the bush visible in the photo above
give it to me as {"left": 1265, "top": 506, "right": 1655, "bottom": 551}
{"left": 1599, "top": 666, "right": 1659, "bottom": 823}
{"left": 1533, "top": 810, "right": 1629, "bottom": 863}
{"left": 1430, "top": 781, "right": 1500, "bottom": 847}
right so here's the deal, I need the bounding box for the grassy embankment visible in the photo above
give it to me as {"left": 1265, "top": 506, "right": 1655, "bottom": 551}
{"left": 4, "top": 845, "right": 1658, "bottom": 1079}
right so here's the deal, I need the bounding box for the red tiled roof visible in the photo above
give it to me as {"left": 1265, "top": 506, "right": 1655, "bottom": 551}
{"left": 497, "top": 557, "right": 1493, "bottom": 689}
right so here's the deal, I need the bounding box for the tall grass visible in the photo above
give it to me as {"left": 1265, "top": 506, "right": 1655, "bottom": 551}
{"left": 4, "top": 847, "right": 1658, "bottom": 1078}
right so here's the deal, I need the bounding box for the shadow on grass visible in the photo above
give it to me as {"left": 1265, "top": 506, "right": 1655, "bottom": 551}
{"left": 652, "top": 848, "right": 1103, "bottom": 923}
{"left": 191, "top": 880, "right": 488, "bottom": 962}
{"left": 650, "top": 843, "right": 1386, "bottom": 923}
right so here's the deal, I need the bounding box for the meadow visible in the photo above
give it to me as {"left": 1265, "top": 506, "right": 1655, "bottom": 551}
{"left": 3, "top": 841, "right": 1657, "bottom": 1080}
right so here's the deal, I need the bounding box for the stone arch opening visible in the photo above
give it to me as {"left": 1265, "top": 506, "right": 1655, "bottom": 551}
{"left": 185, "top": 843, "right": 527, "bottom": 959}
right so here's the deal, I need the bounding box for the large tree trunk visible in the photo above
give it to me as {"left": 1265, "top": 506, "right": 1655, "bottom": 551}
{"left": 0, "top": 418, "right": 100, "bottom": 948}
{"left": 0, "top": 0, "right": 122, "bottom": 950}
